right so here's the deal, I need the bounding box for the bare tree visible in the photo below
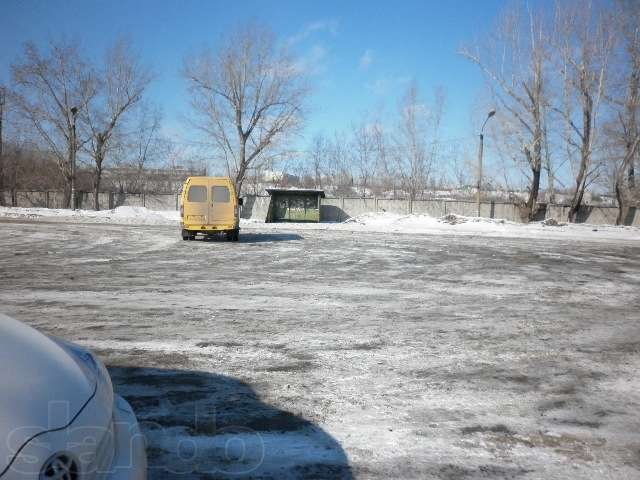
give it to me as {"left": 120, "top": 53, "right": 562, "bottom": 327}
{"left": 110, "top": 104, "right": 164, "bottom": 194}
{"left": 606, "top": 0, "right": 640, "bottom": 224}
{"left": 460, "top": 4, "right": 549, "bottom": 220}
{"left": 307, "top": 133, "right": 328, "bottom": 189}
{"left": 370, "top": 122, "right": 399, "bottom": 198}
{"left": 553, "top": 2, "right": 614, "bottom": 222}
{"left": 11, "top": 40, "right": 97, "bottom": 207}
{"left": 542, "top": 114, "right": 557, "bottom": 203}
{"left": 183, "top": 23, "right": 308, "bottom": 194}
{"left": 326, "top": 132, "right": 354, "bottom": 196}
{"left": 393, "top": 82, "right": 444, "bottom": 201}
{"left": 350, "top": 116, "right": 378, "bottom": 197}
{"left": 82, "top": 38, "right": 152, "bottom": 209}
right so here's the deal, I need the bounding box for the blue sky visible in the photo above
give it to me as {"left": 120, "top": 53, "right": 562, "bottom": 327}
{"left": 1, "top": 0, "right": 523, "bottom": 175}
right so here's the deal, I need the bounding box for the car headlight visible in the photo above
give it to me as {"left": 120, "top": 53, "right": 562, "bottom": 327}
{"left": 66, "top": 342, "right": 99, "bottom": 370}
{"left": 49, "top": 336, "right": 109, "bottom": 386}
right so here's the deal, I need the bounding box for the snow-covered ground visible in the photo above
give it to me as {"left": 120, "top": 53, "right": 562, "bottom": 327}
{"left": 1, "top": 205, "right": 638, "bottom": 242}
{"left": 1, "top": 216, "right": 640, "bottom": 479}
{"left": 253, "top": 212, "right": 640, "bottom": 243}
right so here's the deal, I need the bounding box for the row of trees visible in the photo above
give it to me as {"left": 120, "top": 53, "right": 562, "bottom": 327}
{"left": 270, "top": 0, "right": 638, "bottom": 222}
{"left": 0, "top": 1, "right": 638, "bottom": 222}
{"left": 0, "top": 38, "right": 160, "bottom": 209}
{"left": 254, "top": 84, "right": 452, "bottom": 200}
{"left": 0, "top": 24, "right": 309, "bottom": 209}
{"left": 461, "top": 0, "right": 640, "bottom": 223}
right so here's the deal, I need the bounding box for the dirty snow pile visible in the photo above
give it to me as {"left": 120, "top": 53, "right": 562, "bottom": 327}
{"left": 249, "top": 211, "right": 640, "bottom": 242}
{"left": 0, "top": 206, "right": 179, "bottom": 225}
{"left": 338, "top": 212, "right": 640, "bottom": 240}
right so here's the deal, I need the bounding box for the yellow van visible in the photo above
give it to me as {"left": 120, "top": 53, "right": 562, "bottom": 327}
{"left": 180, "top": 176, "right": 242, "bottom": 241}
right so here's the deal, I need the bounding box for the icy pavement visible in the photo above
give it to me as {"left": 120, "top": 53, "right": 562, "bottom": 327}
{"left": 1, "top": 219, "right": 640, "bottom": 479}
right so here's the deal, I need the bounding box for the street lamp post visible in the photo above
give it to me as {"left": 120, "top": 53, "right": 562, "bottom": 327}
{"left": 0, "top": 88, "right": 4, "bottom": 207}
{"left": 477, "top": 109, "right": 495, "bottom": 217}
{"left": 0, "top": 87, "right": 5, "bottom": 165}
{"left": 70, "top": 106, "right": 78, "bottom": 210}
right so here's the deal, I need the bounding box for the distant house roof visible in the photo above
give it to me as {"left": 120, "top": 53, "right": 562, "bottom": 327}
{"left": 265, "top": 188, "right": 325, "bottom": 198}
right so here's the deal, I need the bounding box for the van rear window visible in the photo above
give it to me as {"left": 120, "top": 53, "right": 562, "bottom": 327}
{"left": 212, "top": 186, "right": 230, "bottom": 203}
{"left": 187, "top": 185, "right": 207, "bottom": 202}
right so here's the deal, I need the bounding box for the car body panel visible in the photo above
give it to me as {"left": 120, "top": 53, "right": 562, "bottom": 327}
{"left": 0, "top": 314, "right": 146, "bottom": 479}
{"left": 107, "top": 395, "right": 146, "bottom": 480}
{"left": 0, "top": 314, "right": 95, "bottom": 475}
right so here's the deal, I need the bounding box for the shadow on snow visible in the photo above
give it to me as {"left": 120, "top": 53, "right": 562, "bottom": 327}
{"left": 108, "top": 366, "right": 352, "bottom": 480}
{"left": 193, "top": 232, "right": 304, "bottom": 243}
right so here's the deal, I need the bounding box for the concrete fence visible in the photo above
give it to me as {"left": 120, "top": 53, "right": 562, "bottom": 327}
{"left": 241, "top": 196, "right": 526, "bottom": 223}
{"left": 2, "top": 190, "right": 639, "bottom": 226}
{"left": 1, "top": 191, "right": 180, "bottom": 211}
{"left": 242, "top": 195, "right": 640, "bottom": 226}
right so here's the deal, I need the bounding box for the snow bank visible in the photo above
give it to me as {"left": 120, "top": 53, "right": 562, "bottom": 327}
{"left": 246, "top": 211, "right": 640, "bottom": 243}
{"left": 1, "top": 206, "right": 638, "bottom": 242}
{"left": 0, "top": 206, "right": 179, "bottom": 225}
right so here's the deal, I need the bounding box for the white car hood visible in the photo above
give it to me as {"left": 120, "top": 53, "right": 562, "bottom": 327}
{"left": 0, "top": 314, "right": 95, "bottom": 475}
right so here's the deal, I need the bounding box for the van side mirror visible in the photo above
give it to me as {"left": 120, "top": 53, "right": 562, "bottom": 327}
{"left": 238, "top": 197, "right": 244, "bottom": 206}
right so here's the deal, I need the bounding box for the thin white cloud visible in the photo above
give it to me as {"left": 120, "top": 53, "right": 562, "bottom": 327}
{"left": 293, "top": 44, "right": 328, "bottom": 76}
{"left": 359, "top": 49, "right": 374, "bottom": 70}
{"left": 366, "top": 77, "right": 390, "bottom": 95}
{"left": 286, "top": 19, "right": 339, "bottom": 46}
{"left": 365, "top": 75, "right": 411, "bottom": 95}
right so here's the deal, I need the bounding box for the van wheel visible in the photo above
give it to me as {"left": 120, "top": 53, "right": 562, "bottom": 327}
{"left": 181, "top": 229, "right": 190, "bottom": 241}
{"left": 231, "top": 229, "right": 239, "bottom": 242}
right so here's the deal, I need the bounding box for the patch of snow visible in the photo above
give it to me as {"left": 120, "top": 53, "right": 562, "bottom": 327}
{"left": 243, "top": 212, "right": 640, "bottom": 243}
{"left": 0, "top": 206, "right": 179, "bottom": 225}
{"left": 1, "top": 206, "right": 638, "bottom": 243}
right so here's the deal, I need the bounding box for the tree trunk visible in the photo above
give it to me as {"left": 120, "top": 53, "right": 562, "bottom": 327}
{"left": 568, "top": 80, "right": 593, "bottom": 223}
{"left": 64, "top": 151, "right": 74, "bottom": 208}
{"left": 526, "top": 165, "right": 542, "bottom": 221}
{"left": 234, "top": 141, "right": 247, "bottom": 195}
{"left": 615, "top": 177, "right": 628, "bottom": 226}
{"left": 93, "top": 166, "right": 102, "bottom": 211}
{"left": 63, "top": 183, "right": 72, "bottom": 209}
{"left": 568, "top": 139, "right": 591, "bottom": 223}
{"left": 0, "top": 160, "right": 4, "bottom": 207}
{"left": 0, "top": 161, "right": 4, "bottom": 207}
{"left": 567, "top": 176, "right": 586, "bottom": 223}
{"left": 545, "top": 166, "right": 556, "bottom": 204}
{"left": 543, "top": 123, "right": 555, "bottom": 204}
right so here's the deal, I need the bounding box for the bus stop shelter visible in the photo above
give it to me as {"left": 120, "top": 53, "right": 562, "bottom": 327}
{"left": 265, "top": 188, "right": 325, "bottom": 223}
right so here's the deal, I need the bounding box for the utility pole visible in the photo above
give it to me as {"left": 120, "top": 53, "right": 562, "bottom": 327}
{"left": 0, "top": 86, "right": 5, "bottom": 206}
{"left": 70, "top": 106, "right": 78, "bottom": 210}
{"left": 0, "top": 86, "right": 4, "bottom": 157}
{"left": 477, "top": 109, "right": 495, "bottom": 217}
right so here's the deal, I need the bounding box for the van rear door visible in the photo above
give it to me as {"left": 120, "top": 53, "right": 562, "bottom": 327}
{"left": 185, "top": 182, "right": 209, "bottom": 225}
{"left": 208, "top": 180, "right": 234, "bottom": 224}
